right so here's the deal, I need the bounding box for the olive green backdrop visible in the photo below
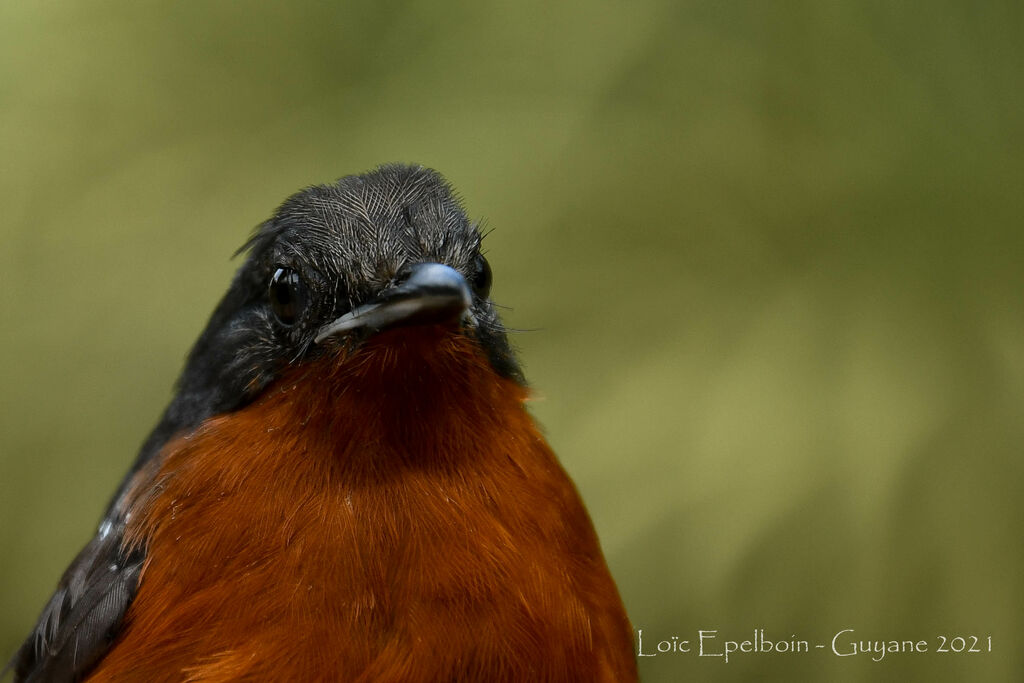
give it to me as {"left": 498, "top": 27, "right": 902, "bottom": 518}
{"left": 1, "top": 2, "right": 1021, "bottom": 681}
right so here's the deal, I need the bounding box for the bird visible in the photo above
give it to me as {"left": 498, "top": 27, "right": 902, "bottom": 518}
{"left": 8, "top": 164, "right": 637, "bottom": 682}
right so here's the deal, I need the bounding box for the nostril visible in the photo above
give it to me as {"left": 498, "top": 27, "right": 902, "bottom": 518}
{"left": 388, "top": 263, "right": 418, "bottom": 290}
{"left": 325, "top": 288, "right": 352, "bottom": 324}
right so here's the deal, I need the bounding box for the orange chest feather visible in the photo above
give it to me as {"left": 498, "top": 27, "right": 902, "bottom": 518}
{"left": 87, "top": 333, "right": 636, "bottom": 682}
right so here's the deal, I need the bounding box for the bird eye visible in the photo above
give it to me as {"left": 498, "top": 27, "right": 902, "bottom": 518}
{"left": 268, "top": 267, "right": 307, "bottom": 327}
{"left": 470, "top": 255, "right": 492, "bottom": 298}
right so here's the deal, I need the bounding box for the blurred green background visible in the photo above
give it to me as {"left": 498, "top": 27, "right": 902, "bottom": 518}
{"left": 2, "top": 2, "right": 1022, "bottom": 681}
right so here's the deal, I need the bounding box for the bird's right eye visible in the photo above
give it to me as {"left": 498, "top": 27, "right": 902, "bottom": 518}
{"left": 268, "top": 267, "right": 307, "bottom": 327}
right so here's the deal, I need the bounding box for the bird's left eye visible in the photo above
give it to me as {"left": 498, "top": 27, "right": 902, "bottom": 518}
{"left": 470, "top": 255, "right": 492, "bottom": 298}
{"left": 268, "top": 267, "right": 307, "bottom": 327}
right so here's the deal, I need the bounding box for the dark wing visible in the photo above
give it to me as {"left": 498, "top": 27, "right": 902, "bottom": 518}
{"left": 8, "top": 494, "right": 144, "bottom": 683}
{"left": 7, "top": 189, "right": 291, "bottom": 681}
{"left": 6, "top": 259, "right": 260, "bottom": 681}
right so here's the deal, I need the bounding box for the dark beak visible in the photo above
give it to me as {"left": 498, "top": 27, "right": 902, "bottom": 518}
{"left": 314, "top": 263, "right": 472, "bottom": 344}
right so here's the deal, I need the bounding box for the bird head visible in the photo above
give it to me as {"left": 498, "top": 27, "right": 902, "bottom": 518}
{"left": 142, "top": 164, "right": 522, "bottom": 460}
